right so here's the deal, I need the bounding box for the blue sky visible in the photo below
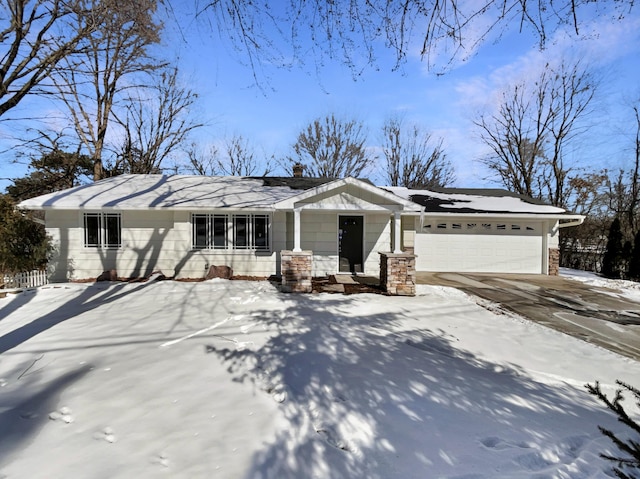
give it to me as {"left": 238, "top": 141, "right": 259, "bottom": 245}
{"left": 1, "top": 4, "right": 639, "bottom": 191}
{"left": 169, "top": 6, "right": 640, "bottom": 186}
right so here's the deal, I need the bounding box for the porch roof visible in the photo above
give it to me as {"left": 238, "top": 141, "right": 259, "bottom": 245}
{"left": 273, "top": 177, "right": 422, "bottom": 212}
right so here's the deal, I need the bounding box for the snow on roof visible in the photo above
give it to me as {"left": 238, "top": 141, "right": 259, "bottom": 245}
{"left": 384, "top": 186, "right": 567, "bottom": 215}
{"left": 18, "top": 174, "right": 569, "bottom": 215}
{"left": 17, "top": 175, "right": 310, "bottom": 210}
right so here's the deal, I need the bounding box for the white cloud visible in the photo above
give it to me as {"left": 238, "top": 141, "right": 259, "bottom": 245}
{"left": 453, "top": 12, "right": 640, "bottom": 118}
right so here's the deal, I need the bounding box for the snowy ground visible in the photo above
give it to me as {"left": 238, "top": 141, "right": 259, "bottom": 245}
{"left": 1, "top": 274, "right": 639, "bottom": 478}
{"left": 560, "top": 267, "right": 640, "bottom": 303}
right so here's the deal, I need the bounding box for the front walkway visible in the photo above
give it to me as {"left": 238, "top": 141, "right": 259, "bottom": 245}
{"left": 312, "top": 275, "right": 384, "bottom": 294}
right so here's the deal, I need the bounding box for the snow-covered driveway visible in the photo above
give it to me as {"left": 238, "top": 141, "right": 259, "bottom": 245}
{"left": 0, "top": 279, "right": 639, "bottom": 478}
{"left": 417, "top": 270, "right": 640, "bottom": 361}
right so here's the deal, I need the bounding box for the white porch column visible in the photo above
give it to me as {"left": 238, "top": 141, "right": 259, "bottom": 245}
{"left": 293, "top": 208, "right": 302, "bottom": 252}
{"left": 393, "top": 211, "right": 402, "bottom": 254}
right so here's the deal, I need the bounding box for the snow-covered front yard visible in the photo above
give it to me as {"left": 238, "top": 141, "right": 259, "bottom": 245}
{"left": 0, "top": 275, "right": 639, "bottom": 478}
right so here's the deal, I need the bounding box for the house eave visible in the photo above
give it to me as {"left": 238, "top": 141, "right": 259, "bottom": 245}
{"left": 407, "top": 211, "right": 585, "bottom": 222}
{"left": 17, "top": 205, "right": 279, "bottom": 212}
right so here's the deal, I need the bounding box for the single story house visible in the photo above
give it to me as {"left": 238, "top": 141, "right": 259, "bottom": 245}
{"left": 17, "top": 173, "right": 584, "bottom": 284}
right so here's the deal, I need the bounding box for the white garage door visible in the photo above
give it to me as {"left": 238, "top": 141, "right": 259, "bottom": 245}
{"left": 414, "top": 221, "right": 544, "bottom": 274}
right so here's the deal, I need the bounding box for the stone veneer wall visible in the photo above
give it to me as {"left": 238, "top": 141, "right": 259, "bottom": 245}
{"left": 548, "top": 248, "right": 560, "bottom": 276}
{"left": 379, "top": 252, "right": 416, "bottom": 296}
{"left": 281, "top": 250, "right": 312, "bottom": 293}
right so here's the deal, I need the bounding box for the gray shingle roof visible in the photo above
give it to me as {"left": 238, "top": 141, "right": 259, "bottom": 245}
{"left": 382, "top": 186, "right": 567, "bottom": 214}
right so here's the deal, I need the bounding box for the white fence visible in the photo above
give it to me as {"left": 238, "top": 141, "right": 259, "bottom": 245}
{"left": 1, "top": 270, "right": 49, "bottom": 289}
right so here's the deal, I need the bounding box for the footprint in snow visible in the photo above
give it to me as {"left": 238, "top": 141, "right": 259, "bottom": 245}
{"left": 264, "top": 383, "right": 286, "bottom": 403}
{"left": 480, "top": 436, "right": 532, "bottom": 450}
{"left": 151, "top": 452, "right": 170, "bottom": 468}
{"left": 315, "top": 426, "right": 353, "bottom": 453}
{"left": 93, "top": 426, "right": 116, "bottom": 443}
{"left": 49, "top": 406, "right": 74, "bottom": 424}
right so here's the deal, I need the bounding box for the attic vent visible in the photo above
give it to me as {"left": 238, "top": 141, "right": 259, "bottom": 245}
{"left": 292, "top": 163, "right": 304, "bottom": 178}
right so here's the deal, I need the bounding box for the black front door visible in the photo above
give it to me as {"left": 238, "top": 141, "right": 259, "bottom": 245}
{"left": 338, "top": 215, "right": 364, "bottom": 273}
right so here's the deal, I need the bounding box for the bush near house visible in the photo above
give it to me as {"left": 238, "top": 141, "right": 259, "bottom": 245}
{"left": 0, "top": 194, "right": 49, "bottom": 275}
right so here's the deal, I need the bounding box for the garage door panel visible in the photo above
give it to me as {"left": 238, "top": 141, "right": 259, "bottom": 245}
{"left": 415, "top": 232, "right": 543, "bottom": 273}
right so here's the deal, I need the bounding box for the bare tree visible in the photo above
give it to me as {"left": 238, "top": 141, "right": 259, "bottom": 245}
{"left": 628, "top": 98, "right": 640, "bottom": 234}
{"left": 0, "top": 0, "right": 633, "bottom": 118}
{"left": 0, "top": 0, "right": 98, "bottom": 118}
{"left": 289, "top": 114, "right": 374, "bottom": 178}
{"left": 199, "top": 1, "right": 634, "bottom": 75}
{"left": 185, "top": 143, "right": 218, "bottom": 176}
{"left": 382, "top": 116, "right": 454, "bottom": 188}
{"left": 559, "top": 170, "right": 609, "bottom": 270}
{"left": 185, "top": 135, "right": 271, "bottom": 176}
{"left": 113, "top": 67, "right": 202, "bottom": 175}
{"left": 475, "top": 59, "right": 598, "bottom": 208}
{"left": 603, "top": 99, "right": 640, "bottom": 243}
{"left": 50, "top": 0, "right": 163, "bottom": 180}
{"left": 217, "top": 134, "right": 271, "bottom": 176}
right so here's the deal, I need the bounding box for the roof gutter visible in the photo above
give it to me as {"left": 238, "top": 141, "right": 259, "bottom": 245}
{"left": 556, "top": 215, "right": 585, "bottom": 229}
{"left": 406, "top": 211, "right": 581, "bottom": 221}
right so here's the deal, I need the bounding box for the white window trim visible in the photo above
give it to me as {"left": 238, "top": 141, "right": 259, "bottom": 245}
{"left": 191, "top": 213, "right": 271, "bottom": 251}
{"left": 83, "top": 212, "right": 122, "bottom": 248}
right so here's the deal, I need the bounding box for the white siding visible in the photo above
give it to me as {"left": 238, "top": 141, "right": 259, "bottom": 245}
{"left": 301, "top": 211, "right": 337, "bottom": 275}
{"left": 298, "top": 184, "right": 399, "bottom": 210}
{"left": 45, "top": 210, "right": 78, "bottom": 282}
{"left": 46, "top": 210, "right": 283, "bottom": 280}
{"left": 300, "top": 211, "right": 391, "bottom": 276}
{"left": 365, "top": 214, "right": 391, "bottom": 274}
{"left": 45, "top": 206, "right": 391, "bottom": 281}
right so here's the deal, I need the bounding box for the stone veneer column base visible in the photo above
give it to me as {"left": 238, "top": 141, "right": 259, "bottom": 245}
{"left": 281, "top": 250, "right": 313, "bottom": 293}
{"left": 379, "top": 252, "right": 416, "bottom": 296}
{"left": 548, "top": 248, "right": 560, "bottom": 276}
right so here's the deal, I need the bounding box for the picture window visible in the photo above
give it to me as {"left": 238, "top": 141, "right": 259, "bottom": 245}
{"left": 192, "top": 214, "right": 270, "bottom": 251}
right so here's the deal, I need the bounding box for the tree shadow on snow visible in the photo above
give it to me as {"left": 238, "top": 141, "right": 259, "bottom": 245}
{"left": 205, "top": 294, "right": 620, "bottom": 479}
{"left": 0, "top": 282, "right": 154, "bottom": 354}
{"left": 0, "top": 364, "right": 93, "bottom": 463}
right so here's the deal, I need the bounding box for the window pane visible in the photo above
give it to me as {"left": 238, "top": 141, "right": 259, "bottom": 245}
{"left": 254, "top": 215, "right": 269, "bottom": 250}
{"left": 193, "top": 215, "right": 208, "bottom": 249}
{"left": 105, "top": 214, "right": 121, "bottom": 247}
{"left": 84, "top": 214, "right": 101, "bottom": 247}
{"left": 213, "top": 215, "right": 227, "bottom": 249}
{"left": 234, "top": 215, "right": 248, "bottom": 248}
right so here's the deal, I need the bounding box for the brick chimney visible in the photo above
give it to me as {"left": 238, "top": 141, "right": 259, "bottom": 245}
{"left": 292, "top": 163, "right": 304, "bottom": 178}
